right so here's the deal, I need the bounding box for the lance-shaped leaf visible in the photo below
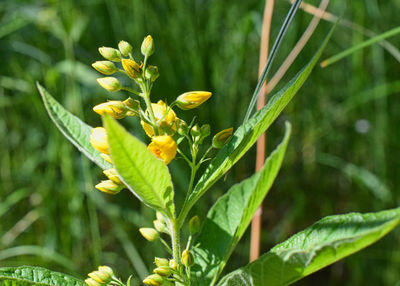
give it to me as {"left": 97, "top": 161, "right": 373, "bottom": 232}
{"left": 103, "top": 116, "right": 175, "bottom": 218}
{"left": 192, "top": 122, "right": 291, "bottom": 286}
{"left": 178, "top": 26, "right": 335, "bottom": 225}
{"left": 217, "top": 207, "right": 400, "bottom": 286}
{"left": 37, "top": 82, "right": 111, "bottom": 170}
{"left": 0, "top": 266, "right": 85, "bottom": 286}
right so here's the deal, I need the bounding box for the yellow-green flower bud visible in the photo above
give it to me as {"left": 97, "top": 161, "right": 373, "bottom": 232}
{"left": 189, "top": 215, "right": 201, "bottom": 235}
{"left": 200, "top": 124, "right": 211, "bottom": 138}
{"left": 92, "top": 61, "right": 118, "bottom": 75}
{"left": 95, "top": 180, "right": 123, "bottom": 195}
{"left": 122, "top": 59, "right": 142, "bottom": 80}
{"left": 118, "top": 40, "right": 133, "bottom": 57}
{"left": 90, "top": 127, "right": 109, "bottom": 154}
{"left": 154, "top": 257, "right": 169, "bottom": 267}
{"left": 141, "top": 35, "right": 155, "bottom": 57}
{"left": 103, "top": 168, "right": 123, "bottom": 185}
{"left": 124, "top": 97, "right": 140, "bottom": 111}
{"left": 181, "top": 249, "right": 194, "bottom": 267}
{"left": 153, "top": 266, "right": 171, "bottom": 277}
{"left": 176, "top": 91, "right": 212, "bottom": 110}
{"left": 88, "top": 271, "right": 110, "bottom": 284}
{"left": 212, "top": 127, "right": 233, "bottom": 149}
{"left": 93, "top": 101, "right": 127, "bottom": 119}
{"left": 153, "top": 219, "right": 167, "bottom": 233}
{"left": 145, "top": 65, "right": 159, "bottom": 82}
{"left": 85, "top": 278, "right": 102, "bottom": 286}
{"left": 97, "top": 266, "right": 114, "bottom": 278}
{"left": 97, "top": 77, "right": 121, "bottom": 92}
{"left": 168, "top": 259, "right": 178, "bottom": 270}
{"left": 143, "top": 274, "right": 163, "bottom": 286}
{"left": 100, "top": 153, "right": 112, "bottom": 164}
{"left": 139, "top": 227, "right": 159, "bottom": 242}
{"left": 156, "top": 211, "right": 166, "bottom": 222}
{"left": 99, "top": 47, "right": 122, "bottom": 62}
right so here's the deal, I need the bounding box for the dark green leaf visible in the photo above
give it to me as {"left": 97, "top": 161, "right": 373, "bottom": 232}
{"left": 0, "top": 266, "right": 85, "bottom": 286}
{"left": 192, "top": 122, "right": 291, "bottom": 286}
{"left": 104, "top": 116, "right": 175, "bottom": 218}
{"left": 217, "top": 207, "right": 400, "bottom": 286}
{"left": 37, "top": 82, "right": 111, "bottom": 170}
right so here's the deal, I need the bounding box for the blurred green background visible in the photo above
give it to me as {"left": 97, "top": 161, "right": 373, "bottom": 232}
{"left": 1, "top": 0, "right": 400, "bottom": 285}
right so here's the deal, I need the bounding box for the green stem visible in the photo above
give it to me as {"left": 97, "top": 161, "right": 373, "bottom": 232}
{"left": 122, "top": 87, "right": 141, "bottom": 96}
{"left": 169, "top": 219, "right": 181, "bottom": 264}
{"left": 160, "top": 237, "right": 173, "bottom": 255}
{"left": 142, "top": 85, "right": 159, "bottom": 135}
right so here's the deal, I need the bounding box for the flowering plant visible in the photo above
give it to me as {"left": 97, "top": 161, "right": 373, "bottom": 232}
{"left": 1, "top": 29, "right": 399, "bottom": 286}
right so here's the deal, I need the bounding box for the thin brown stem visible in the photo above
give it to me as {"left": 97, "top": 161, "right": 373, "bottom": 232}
{"left": 249, "top": 0, "right": 274, "bottom": 263}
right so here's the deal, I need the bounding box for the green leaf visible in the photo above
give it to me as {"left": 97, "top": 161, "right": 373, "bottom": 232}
{"left": 0, "top": 266, "right": 85, "bottom": 286}
{"left": 217, "top": 207, "right": 400, "bottom": 286}
{"left": 192, "top": 122, "right": 291, "bottom": 286}
{"left": 37, "top": 82, "right": 112, "bottom": 170}
{"left": 103, "top": 115, "right": 175, "bottom": 218}
{"left": 178, "top": 25, "right": 336, "bottom": 225}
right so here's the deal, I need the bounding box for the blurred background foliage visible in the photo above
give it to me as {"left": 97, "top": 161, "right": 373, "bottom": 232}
{"left": 0, "top": 0, "right": 399, "bottom": 285}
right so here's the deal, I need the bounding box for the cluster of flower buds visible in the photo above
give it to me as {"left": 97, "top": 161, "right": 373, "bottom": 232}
{"left": 142, "top": 257, "right": 182, "bottom": 286}
{"left": 89, "top": 127, "right": 124, "bottom": 195}
{"left": 85, "top": 266, "right": 114, "bottom": 286}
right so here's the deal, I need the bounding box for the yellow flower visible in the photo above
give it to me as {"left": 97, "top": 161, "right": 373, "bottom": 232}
{"left": 148, "top": 136, "right": 177, "bottom": 165}
{"left": 176, "top": 91, "right": 212, "bottom": 110}
{"left": 90, "top": 127, "right": 109, "bottom": 154}
{"left": 141, "top": 100, "right": 178, "bottom": 137}
{"left": 93, "top": 101, "right": 127, "bottom": 119}
{"left": 212, "top": 127, "right": 233, "bottom": 149}
{"left": 122, "top": 59, "right": 141, "bottom": 79}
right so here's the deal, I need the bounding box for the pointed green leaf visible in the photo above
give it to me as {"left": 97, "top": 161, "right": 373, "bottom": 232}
{"left": 37, "top": 82, "right": 111, "bottom": 170}
{"left": 178, "top": 26, "right": 335, "bottom": 225}
{"left": 217, "top": 207, "right": 400, "bottom": 286}
{"left": 192, "top": 122, "right": 291, "bottom": 286}
{"left": 0, "top": 266, "right": 85, "bottom": 286}
{"left": 104, "top": 116, "right": 175, "bottom": 217}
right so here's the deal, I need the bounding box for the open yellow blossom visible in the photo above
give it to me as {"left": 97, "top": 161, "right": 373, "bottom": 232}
{"left": 90, "top": 127, "right": 109, "bottom": 154}
{"left": 141, "top": 100, "right": 178, "bottom": 137}
{"left": 148, "top": 136, "right": 177, "bottom": 164}
{"left": 176, "top": 91, "right": 212, "bottom": 110}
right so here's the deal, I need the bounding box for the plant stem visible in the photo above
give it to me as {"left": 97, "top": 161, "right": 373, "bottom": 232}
{"left": 169, "top": 218, "right": 181, "bottom": 264}
{"left": 142, "top": 83, "right": 159, "bottom": 135}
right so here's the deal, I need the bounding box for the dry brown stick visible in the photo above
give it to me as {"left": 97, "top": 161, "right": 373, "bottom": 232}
{"left": 266, "top": 0, "right": 330, "bottom": 94}
{"left": 250, "top": 0, "right": 274, "bottom": 263}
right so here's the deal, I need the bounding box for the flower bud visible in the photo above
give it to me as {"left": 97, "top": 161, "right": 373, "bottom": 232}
{"left": 145, "top": 65, "right": 159, "bottom": 82}
{"left": 200, "top": 124, "right": 211, "bottom": 138}
{"left": 154, "top": 257, "right": 169, "bottom": 267}
{"left": 176, "top": 91, "right": 212, "bottom": 110}
{"left": 93, "top": 101, "right": 127, "bottom": 119}
{"left": 153, "top": 219, "right": 167, "bottom": 233}
{"left": 177, "top": 120, "right": 188, "bottom": 136}
{"left": 103, "top": 168, "right": 123, "bottom": 185}
{"left": 169, "top": 259, "right": 178, "bottom": 270}
{"left": 190, "top": 124, "right": 201, "bottom": 139}
{"left": 153, "top": 266, "right": 171, "bottom": 277}
{"left": 143, "top": 274, "right": 163, "bottom": 286}
{"left": 98, "top": 47, "right": 122, "bottom": 62}
{"left": 212, "top": 127, "right": 233, "bottom": 149}
{"left": 139, "top": 227, "right": 159, "bottom": 242}
{"left": 188, "top": 215, "right": 200, "bottom": 235}
{"left": 118, "top": 40, "right": 133, "bottom": 57}
{"left": 98, "top": 266, "right": 114, "bottom": 278}
{"left": 156, "top": 211, "right": 166, "bottom": 222}
{"left": 85, "top": 278, "right": 102, "bottom": 286}
{"left": 97, "top": 77, "right": 121, "bottom": 92}
{"left": 100, "top": 153, "right": 112, "bottom": 164}
{"left": 181, "top": 249, "right": 194, "bottom": 267}
{"left": 122, "top": 59, "right": 142, "bottom": 80}
{"left": 95, "top": 180, "right": 123, "bottom": 195}
{"left": 141, "top": 35, "right": 155, "bottom": 57}
{"left": 141, "top": 100, "right": 178, "bottom": 137}
{"left": 92, "top": 61, "right": 118, "bottom": 75}
{"left": 90, "top": 127, "right": 109, "bottom": 154}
